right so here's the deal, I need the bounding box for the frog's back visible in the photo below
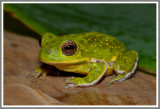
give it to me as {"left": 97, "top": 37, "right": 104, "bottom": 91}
{"left": 76, "top": 32, "right": 126, "bottom": 62}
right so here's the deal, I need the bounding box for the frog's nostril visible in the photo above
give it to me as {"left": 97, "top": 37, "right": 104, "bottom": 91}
{"left": 46, "top": 50, "right": 51, "bottom": 54}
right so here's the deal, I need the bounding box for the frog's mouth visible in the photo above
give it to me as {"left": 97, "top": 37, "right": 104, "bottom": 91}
{"left": 40, "top": 57, "right": 90, "bottom": 66}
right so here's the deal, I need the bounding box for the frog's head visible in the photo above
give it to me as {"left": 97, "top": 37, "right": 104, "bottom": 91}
{"left": 39, "top": 33, "right": 90, "bottom": 65}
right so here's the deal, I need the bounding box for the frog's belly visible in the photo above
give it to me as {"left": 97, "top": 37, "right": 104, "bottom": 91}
{"left": 54, "top": 64, "right": 90, "bottom": 75}
{"left": 54, "top": 63, "right": 115, "bottom": 76}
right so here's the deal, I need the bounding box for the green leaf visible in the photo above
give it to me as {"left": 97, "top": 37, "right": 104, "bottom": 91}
{"left": 4, "top": 4, "right": 156, "bottom": 72}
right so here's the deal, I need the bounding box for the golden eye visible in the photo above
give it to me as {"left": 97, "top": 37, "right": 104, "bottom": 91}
{"left": 61, "top": 41, "right": 77, "bottom": 56}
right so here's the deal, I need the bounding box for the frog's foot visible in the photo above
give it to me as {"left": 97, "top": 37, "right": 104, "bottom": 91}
{"left": 65, "top": 60, "right": 107, "bottom": 88}
{"left": 39, "top": 72, "right": 47, "bottom": 80}
{"left": 63, "top": 77, "right": 74, "bottom": 88}
{"left": 104, "top": 73, "right": 130, "bottom": 86}
{"left": 104, "top": 54, "right": 138, "bottom": 86}
{"left": 26, "top": 67, "right": 47, "bottom": 82}
{"left": 64, "top": 77, "right": 75, "bottom": 83}
{"left": 64, "top": 77, "right": 89, "bottom": 88}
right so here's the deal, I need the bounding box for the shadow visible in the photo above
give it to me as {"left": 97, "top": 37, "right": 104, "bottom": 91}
{"left": 4, "top": 11, "right": 40, "bottom": 39}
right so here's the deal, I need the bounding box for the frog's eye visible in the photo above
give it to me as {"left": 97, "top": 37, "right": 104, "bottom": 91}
{"left": 61, "top": 41, "right": 77, "bottom": 56}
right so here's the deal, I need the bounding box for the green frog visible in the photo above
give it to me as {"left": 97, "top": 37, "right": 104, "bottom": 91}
{"left": 28, "top": 32, "right": 138, "bottom": 87}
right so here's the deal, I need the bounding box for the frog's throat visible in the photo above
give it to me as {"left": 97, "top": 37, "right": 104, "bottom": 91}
{"left": 40, "top": 57, "right": 90, "bottom": 65}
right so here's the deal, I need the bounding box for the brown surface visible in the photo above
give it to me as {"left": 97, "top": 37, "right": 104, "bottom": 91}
{"left": 3, "top": 31, "right": 156, "bottom": 105}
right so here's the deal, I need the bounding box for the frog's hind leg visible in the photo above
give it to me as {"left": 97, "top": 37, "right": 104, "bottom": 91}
{"left": 104, "top": 50, "right": 138, "bottom": 86}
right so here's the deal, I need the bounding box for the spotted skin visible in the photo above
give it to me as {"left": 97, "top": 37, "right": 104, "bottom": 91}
{"left": 28, "top": 32, "right": 138, "bottom": 87}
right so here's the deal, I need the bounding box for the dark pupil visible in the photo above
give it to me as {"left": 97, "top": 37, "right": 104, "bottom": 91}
{"left": 65, "top": 45, "right": 74, "bottom": 50}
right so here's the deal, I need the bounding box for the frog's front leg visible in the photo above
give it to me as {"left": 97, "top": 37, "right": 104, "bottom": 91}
{"left": 26, "top": 66, "right": 47, "bottom": 82}
{"left": 65, "top": 60, "right": 107, "bottom": 87}
{"left": 104, "top": 50, "right": 138, "bottom": 86}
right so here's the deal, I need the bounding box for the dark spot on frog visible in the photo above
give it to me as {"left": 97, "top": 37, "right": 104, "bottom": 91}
{"left": 46, "top": 50, "right": 51, "bottom": 54}
{"left": 79, "top": 40, "right": 84, "bottom": 44}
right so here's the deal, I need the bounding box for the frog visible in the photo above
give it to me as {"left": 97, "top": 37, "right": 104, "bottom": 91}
{"left": 28, "top": 32, "right": 138, "bottom": 87}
